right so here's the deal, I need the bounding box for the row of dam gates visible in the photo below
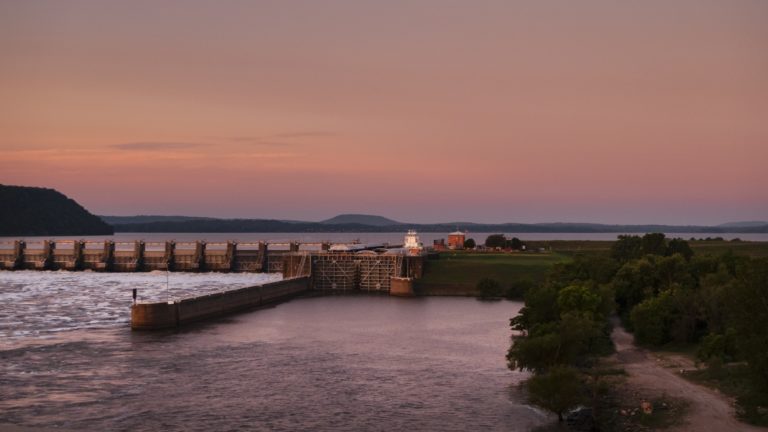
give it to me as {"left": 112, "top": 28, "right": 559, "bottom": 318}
{"left": 0, "top": 240, "right": 426, "bottom": 293}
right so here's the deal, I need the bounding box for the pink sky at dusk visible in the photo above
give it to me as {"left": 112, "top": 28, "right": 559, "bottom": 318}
{"left": 1, "top": 0, "right": 766, "bottom": 224}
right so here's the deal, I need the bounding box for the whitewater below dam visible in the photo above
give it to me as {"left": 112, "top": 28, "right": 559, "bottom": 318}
{"left": 0, "top": 271, "right": 549, "bottom": 431}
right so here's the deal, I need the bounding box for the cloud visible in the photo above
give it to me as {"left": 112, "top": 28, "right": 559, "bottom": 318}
{"left": 224, "top": 138, "right": 295, "bottom": 147}
{"left": 271, "top": 131, "right": 337, "bottom": 138}
{"left": 222, "top": 131, "right": 338, "bottom": 144}
{"left": 110, "top": 142, "right": 206, "bottom": 151}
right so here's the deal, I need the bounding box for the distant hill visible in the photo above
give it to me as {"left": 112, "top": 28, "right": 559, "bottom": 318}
{"left": 321, "top": 214, "right": 403, "bottom": 226}
{"left": 717, "top": 221, "right": 768, "bottom": 228}
{"left": 108, "top": 215, "right": 768, "bottom": 234}
{"left": 102, "top": 211, "right": 768, "bottom": 234}
{"left": 0, "top": 185, "right": 114, "bottom": 236}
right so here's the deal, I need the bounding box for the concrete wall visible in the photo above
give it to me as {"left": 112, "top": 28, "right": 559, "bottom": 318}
{"left": 131, "top": 276, "right": 310, "bottom": 330}
{"left": 390, "top": 277, "right": 415, "bottom": 297}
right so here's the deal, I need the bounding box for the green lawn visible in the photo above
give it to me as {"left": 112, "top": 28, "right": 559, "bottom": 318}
{"left": 417, "top": 252, "right": 570, "bottom": 296}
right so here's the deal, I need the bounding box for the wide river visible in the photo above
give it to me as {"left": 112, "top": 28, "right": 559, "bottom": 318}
{"left": 3, "top": 231, "right": 766, "bottom": 245}
{"left": 0, "top": 271, "right": 549, "bottom": 431}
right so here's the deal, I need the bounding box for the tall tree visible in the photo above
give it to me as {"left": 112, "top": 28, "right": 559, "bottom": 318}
{"left": 527, "top": 366, "right": 584, "bottom": 422}
{"left": 641, "top": 233, "right": 668, "bottom": 256}
{"left": 485, "top": 234, "right": 507, "bottom": 248}
{"left": 667, "top": 238, "right": 694, "bottom": 260}
{"left": 611, "top": 235, "right": 643, "bottom": 262}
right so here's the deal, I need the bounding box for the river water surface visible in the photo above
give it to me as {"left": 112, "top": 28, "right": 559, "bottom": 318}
{"left": 0, "top": 272, "right": 548, "bottom": 431}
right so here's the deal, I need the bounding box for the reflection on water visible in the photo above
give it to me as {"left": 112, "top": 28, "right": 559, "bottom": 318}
{"left": 0, "top": 276, "right": 550, "bottom": 431}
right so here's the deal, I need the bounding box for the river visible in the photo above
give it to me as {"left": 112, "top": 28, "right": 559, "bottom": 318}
{"left": 2, "top": 231, "right": 766, "bottom": 245}
{"left": 0, "top": 272, "right": 549, "bottom": 431}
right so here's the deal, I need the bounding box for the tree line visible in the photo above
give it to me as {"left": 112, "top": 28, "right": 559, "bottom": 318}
{"left": 484, "top": 234, "right": 527, "bottom": 250}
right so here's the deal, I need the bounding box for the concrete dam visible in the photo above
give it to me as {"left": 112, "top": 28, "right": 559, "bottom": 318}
{"left": 0, "top": 238, "right": 429, "bottom": 329}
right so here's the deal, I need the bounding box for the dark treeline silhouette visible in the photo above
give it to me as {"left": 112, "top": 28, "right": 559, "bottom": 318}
{"left": 0, "top": 185, "right": 113, "bottom": 236}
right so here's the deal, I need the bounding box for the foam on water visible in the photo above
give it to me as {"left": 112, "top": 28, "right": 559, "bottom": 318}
{"left": 0, "top": 270, "right": 281, "bottom": 343}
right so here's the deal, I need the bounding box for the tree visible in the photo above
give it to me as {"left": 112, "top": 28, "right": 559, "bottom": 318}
{"left": 612, "top": 258, "right": 656, "bottom": 319}
{"left": 654, "top": 254, "right": 694, "bottom": 291}
{"left": 641, "top": 233, "right": 668, "bottom": 256}
{"left": 508, "top": 237, "right": 524, "bottom": 250}
{"left": 463, "top": 238, "right": 476, "bottom": 249}
{"left": 667, "top": 238, "right": 694, "bottom": 260}
{"left": 630, "top": 291, "right": 674, "bottom": 346}
{"left": 727, "top": 258, "right": 768, "bottom": 390}
{"left": 611, "top": 235, "right": 643, "bottom": 262}
{"left": 510, "top": 284, "right": 560, "bottom": 333}
{"left": 557, "top": 285, "right": 602, "bottom": 319}
{"left": 485, "top": 234, "right": 507, "bottom": 248}
{"left": 507, "top": 327, "right": 562, "bottom": 372}
{"left": 527, "top": 365, "right": 584, "bottom": 422}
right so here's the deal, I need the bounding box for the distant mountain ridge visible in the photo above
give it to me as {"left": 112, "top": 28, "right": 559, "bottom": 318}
{"left": 717, "top": 221, "right": 768, "bottom": 228}
{"left": 0, "top": 185, "right": 113, "bottom": 236}
{"left": 321, "top": 214, "right": 403, "bottom": 226}
{"left": 103, "top": 213, "right": 768, "bottom": 234}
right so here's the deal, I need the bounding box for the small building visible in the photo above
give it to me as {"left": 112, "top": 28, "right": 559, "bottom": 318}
{"left": 404, "top": 230, "right": 423, "bottom": 255}
{"left": 447, "top": 231, "right": 466, "bottom": 250}
{"left": 433, "top": 238, "right": 447, "bottom": 251}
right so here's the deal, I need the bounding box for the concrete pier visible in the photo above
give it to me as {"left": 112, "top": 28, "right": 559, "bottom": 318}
{"left": 131, "top": 276, "right": 311, "bottom": 330}
{"left": 390, "top": 277, "right": 415, "bottom": 297}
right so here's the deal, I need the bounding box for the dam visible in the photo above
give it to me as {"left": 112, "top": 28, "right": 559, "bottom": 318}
{"left": 0, "top": 234, "right": 430, "bottom": 329}
{"left": 0, "top": 239, "right": 324, "bottom": 273}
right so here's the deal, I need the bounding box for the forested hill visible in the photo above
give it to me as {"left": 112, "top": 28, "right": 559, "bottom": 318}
{"left": 0, "top": 185, "right": 114, "bottom": 236}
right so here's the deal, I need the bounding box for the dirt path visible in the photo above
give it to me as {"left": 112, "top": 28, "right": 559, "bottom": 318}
{"left": 610, "top": 322, "right": 765, "bottom": 431}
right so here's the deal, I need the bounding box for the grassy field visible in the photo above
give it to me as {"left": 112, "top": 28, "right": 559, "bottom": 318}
{"left": 417, "top": 251, "right": 570, "bottom": 296}
{"left": 687, "top": 240, "right": 768, "bottom": 257}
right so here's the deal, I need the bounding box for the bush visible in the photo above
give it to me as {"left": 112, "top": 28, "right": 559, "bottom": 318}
{"left": 697, "top": 329, "right": 739, "bottom": 365}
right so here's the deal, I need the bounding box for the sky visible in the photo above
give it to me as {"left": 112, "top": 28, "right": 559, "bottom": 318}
{"left": 1, "top": 0, "right": 767, "bottom": 225}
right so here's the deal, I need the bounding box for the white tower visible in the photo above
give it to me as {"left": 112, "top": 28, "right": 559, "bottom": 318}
{"left": 404, "top": 229, "right": 422, "bottom": 250}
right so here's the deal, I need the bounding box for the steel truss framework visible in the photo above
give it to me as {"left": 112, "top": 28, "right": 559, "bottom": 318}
{"left": 312, "top": 253, "right": 404, "bottom": 292}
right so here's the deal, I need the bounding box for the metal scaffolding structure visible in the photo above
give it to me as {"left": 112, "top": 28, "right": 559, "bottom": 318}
{"left": 358, "top": 253, "right": 404, "bottom": 292}
{"left": 311, "top": 252, "right": 405, "bottom": 292}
